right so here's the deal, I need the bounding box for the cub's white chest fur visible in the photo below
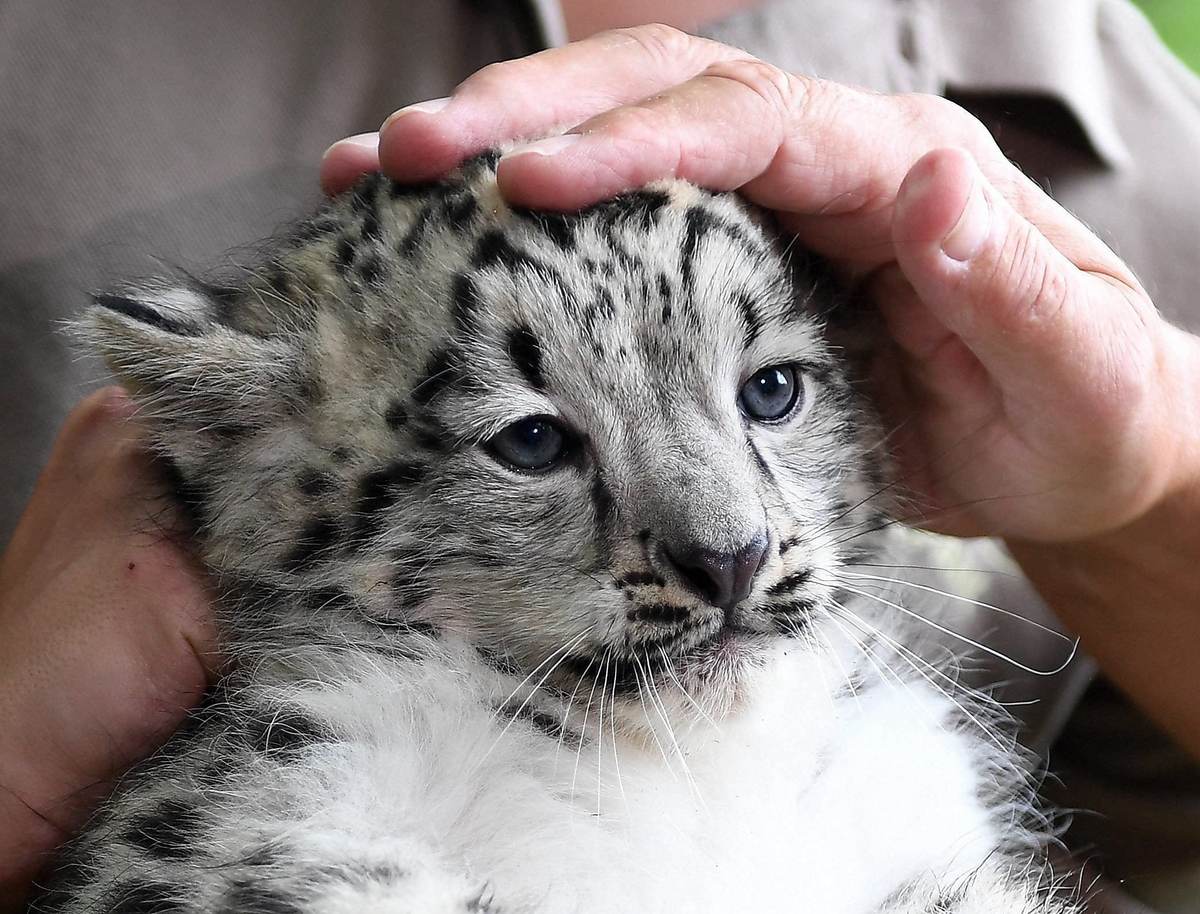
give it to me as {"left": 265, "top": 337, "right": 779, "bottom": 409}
{"left": 267, "top": 635, "right": 1010, "bottom": 914}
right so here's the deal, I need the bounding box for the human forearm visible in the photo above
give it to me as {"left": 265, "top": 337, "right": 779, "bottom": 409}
{"left": 1009, "top": 326, "right": 1200, "bottom": 758}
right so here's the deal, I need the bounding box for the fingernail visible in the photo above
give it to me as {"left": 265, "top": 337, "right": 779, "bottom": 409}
{"left": 941, "top": 172, "right": 992, "bottom": 262}
{"left": 381, "top": 97, "right": 451, "bottom": 132}
{"left": 321, "top": 132, "right": 379, "bottom": 162}
{"left": 501, "top": 134, "right": 582, "bottom": 160}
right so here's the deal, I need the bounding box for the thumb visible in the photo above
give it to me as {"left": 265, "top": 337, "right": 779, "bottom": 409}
{"left": 883, "top": 147, "right": 1176, "bottom": 536}
{"left": 889, "top": 146, "right": 1154, "bottom": 423}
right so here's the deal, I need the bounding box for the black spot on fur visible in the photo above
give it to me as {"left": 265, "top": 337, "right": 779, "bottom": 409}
{"left": 157, "top": 457, "right": 210, "bottom": 527}
{"left": 333, "top": 236, "right": 356, "bottom": 276}
{"left": 617, "top": 572, "right": 666, "bottom": 588}
{"left": 737, "top": 291, "right": 764, "bottom": 348}
{"left": 411, "top": 348, "right": 462, "bottom": 406}
{"left": 514, "top": 208, "right": 576, "bottom": 250}
{"left": 766, "top": 569, "right": 812, "bottom": 597}
{"left": 357, "top": 255, "right": 384, "bottom": 285}
{"left": 392, "top": 564, "right": 434, "bottom": 608}
{"left": 291, "top": 216, "right": 342, "bottom": 244}
{"left": 833, "top": 670, "right": 874, "bottom": 699}
{"left": 595, "top": 286, "right": 615, "bottom": 320}
{"left": 359, "top": 211, "right": 382, "bottom": 242}
{"left": 768, "top": 600, "right": 816, "bottom": 634}
{"left": 473, "top": 229, "right": 541, "bottom": 273}
{"left": 307, "top": 586, "right": 357, "bottom": 612}
{"left": 349, "top": 171, "right": 385, "bottom": 212}
{"left": 297, "top": 375, "right": 324, "bottom": 406}
{"left": 473, "top": 148, "right": 503, "bottom": 170}
{"left": 298, "top": 468, "right": 336, "bottom": 498}
{"left": 106, "top": 881, "right": 187, "bottom": 914}
{"left": 217, "top": 882, "right": 304, "bottom": 914}
{"left": 408, "top": 421, "right": 451, "bottom": 455}
{"left": 202, "top": 280, "right": 245, "bottom": 318}
{"left": 630, "top": 603, "right": 690, "bottom": 625}
{"left": 628, "top": 189, "right": 672, "bottom": 227}
{"left": 284, "top": 514, "right": 341, "bottom": 570}
{"left": 353, "top": 461, "right": 428, "bottom": 541}
{"left": 93, "top": 293, "right": 201, "bottom": 337}
{"left": 590, "top": 476, "right": 615, "bottom": 529}
{"left": 445, "top": 193, "right": 480, "bottom": 230}
{"left": 452, "top": 274, "right": 484, "bottom": 334}
{"left": 32, "top": 852, "right": 97, "bottom": 914}
{"left": 747, "top": 439, "right": 775, "bottom": 482}
{"left": 349, "top": 176, "right": 383, "bottom": 238}
{"left": 506, "top": 324, "right": 546, "bottom": 390}
{"left": 385, "top": 400, "right": 409, "bottom": 429}
{"left": 239, "top": 844, "right": 282, "bottom": 869}
{"left": 399, "top": 206, "right": 433, "bottom": 257}
{"left": 210, "top": 422, "right": 250, "bottom": 442}
{"left": 564, "top": 651, "right": 666, "bottom": 696}
{"left": 386, "top": 176, "right": 433, "bottom": 199}
{"left": 243, "top": 708, "right": 328, "bottom": 757}
{"left": 497, "top": 701, "right": 582, "bottom": 748}
{"left": 679, "top": 206, "right": 708, "bottom": 294}
{"left": 122, "top": 798, "right": 205, "bottom": 860}
{"left": 588, "top": 189, "right": 670, "bottom": 228}
{"left": 261, "top": 268, "right": 290, "bottom": 299}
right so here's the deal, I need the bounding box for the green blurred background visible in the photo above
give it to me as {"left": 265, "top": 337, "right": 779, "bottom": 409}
{"left": 1134, "top": 0, "right": 1200, "bottom": 71}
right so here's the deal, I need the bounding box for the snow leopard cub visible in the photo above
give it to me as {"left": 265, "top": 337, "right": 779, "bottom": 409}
{"left": 37, "top": 154, "right": 1077, "bottom": 914}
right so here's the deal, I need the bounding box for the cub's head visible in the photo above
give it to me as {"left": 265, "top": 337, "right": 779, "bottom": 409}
{"left": 84, "top": 158, "right": 887, "bottom": 717}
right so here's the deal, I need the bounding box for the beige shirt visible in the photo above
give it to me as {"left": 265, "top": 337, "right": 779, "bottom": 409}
{"left": 0, "top": 1, "right": 1196, "bottom": 908}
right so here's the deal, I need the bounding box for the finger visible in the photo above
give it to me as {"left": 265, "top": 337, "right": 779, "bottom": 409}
{"left": 377, "top": 26, "right": 752, "bottom": 183}
{"left": 320, "top": 133, "right": 382, "bottom": 196}
{"left": 484, "top": 61, "right": 998, "bottom": 272}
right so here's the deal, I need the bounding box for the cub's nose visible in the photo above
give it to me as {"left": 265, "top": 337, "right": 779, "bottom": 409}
{"left": 665, "top": 536, "right": 768, "bottom": 611}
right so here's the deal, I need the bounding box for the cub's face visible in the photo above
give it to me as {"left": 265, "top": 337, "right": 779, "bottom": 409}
{"left": 86, "top": 163, "right": 885, "bottom": 715}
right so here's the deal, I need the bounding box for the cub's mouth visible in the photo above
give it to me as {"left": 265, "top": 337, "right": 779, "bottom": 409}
{"left": 670, "top": 623, "right": 776, "bottom": 691}
{"left": 558, "top": 619, "right": 781, "bottom": 708}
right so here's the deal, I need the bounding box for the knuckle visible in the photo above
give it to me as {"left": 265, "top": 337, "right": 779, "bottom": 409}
{"left": 620, "top": 23, "right": 698, "bottom": 68}
{"left": 702, "top": 58, "right": 807, "bottom": 119}
{"left": 996, "top": 228, "right": 1071, "bottom": 331}
{"left": 457, "top": 59, "right": 511, "bottom": 97}
{"left": 898, "top": 92, "right": 999, "bottom": 154}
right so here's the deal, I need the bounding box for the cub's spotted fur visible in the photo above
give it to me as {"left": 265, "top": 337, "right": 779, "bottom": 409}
{"left": 36, "top": 156, "right": 1078, "bottom": 914}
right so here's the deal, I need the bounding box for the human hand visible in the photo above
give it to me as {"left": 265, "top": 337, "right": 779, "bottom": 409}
{"left": 0, "top": 388, "right": 218, "bottom": 909}
{"left": 321, "top": 26, "right": 1200, "bottom": 543}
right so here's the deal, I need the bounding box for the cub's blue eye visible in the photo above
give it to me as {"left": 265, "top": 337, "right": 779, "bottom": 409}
{"left": 488, "top": 416, "right": 568, "bottom": 472}
{"left": 739, "top": 365, "right": 802, "bottom": 422}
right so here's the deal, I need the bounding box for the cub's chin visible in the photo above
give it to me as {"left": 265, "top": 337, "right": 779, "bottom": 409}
{"left": 670, "top": 626, "right": 777, "bottom": 714}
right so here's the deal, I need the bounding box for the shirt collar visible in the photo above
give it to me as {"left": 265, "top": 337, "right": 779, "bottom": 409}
{"left": 932, "top": 0, "right": 1129, "bottom": 166}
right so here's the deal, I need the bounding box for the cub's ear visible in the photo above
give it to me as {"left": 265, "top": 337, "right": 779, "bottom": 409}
{"left": 78, "top": 284, "right": 298, "bottom": 425}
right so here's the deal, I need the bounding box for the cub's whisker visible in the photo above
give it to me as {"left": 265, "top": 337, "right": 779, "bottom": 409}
{"left": 838, "top": 570, "right": 1074, "bottom": 642}
{"left": 833, "top": 582, "right": 1080, "bottom": 677}
{"left": 825, "top": 606, "right": 1010, "bottom": 750}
